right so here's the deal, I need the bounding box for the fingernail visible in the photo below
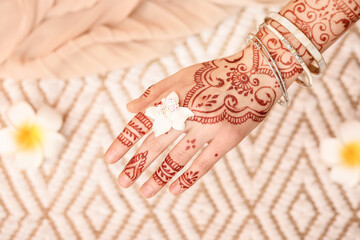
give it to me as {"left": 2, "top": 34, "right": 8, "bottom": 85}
{"left": 170, "top": 185, "right": 181, "bottom": 195}
{"left": 104, "top": 150, "right": 114, "bottom": 163}
{"left": 118, "top": 174, "right": 132, "bottom": 188}
{"left": 141, "top": 185, "right": 154, "bottom": 198}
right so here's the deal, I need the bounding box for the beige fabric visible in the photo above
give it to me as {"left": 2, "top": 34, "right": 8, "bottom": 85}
{"left": 0, "top": 4, "right": 359, "bottom": 240}
{"left": 0, "top": 0, "right": 255, "bottom": 80}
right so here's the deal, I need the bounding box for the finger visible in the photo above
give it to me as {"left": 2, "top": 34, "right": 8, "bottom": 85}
{"left": 104, "top": 112, "right": 153, "bottom": 164}
{"left": 117, "top": 129, "right": 182, "bottom": 188}
{"left": 168, "top": 139, "right": 229, "bottom": 196}
{"left": 126, "top": 77, "right": 174, "bottom": 113}
{"left": 139, "top": 131, "right": 210, "bottom": 198}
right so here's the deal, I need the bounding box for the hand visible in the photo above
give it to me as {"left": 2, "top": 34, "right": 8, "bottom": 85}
{"left": 104, "top": 34, "right": 299, "bottom": 198}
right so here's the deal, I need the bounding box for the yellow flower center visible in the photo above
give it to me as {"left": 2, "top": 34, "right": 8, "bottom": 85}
{"left": 341, "top": 141, "right": 360, "bottom": 167}
{"left": 15, "top": 123, "right": 44, "bottom": 150}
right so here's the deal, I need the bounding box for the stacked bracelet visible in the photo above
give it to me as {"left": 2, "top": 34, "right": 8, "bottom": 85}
{"left": 243, "top": 11, "right": 328, "bottom": 105}
{"left": 259, "top": 22, "right": 314, "bottom": 87}
{"left": 246, "top": 33, "right": 289, "bottom": 106}
{"left": 266, "top": 12, "right": 327, "bottom": 74}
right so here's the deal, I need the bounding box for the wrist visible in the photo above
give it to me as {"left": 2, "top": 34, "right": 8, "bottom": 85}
{"left": 255, "top": 23, "right": 303, "bottom": 89}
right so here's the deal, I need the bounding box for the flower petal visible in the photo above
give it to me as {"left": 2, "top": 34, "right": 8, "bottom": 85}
{"left": 320, "top": 138, "right": 342, "bottom": 166}
{"left": 167, "top": 91, "right": 179, "bottom": 104}
{"left": 42, "top": 131, "right": 66, "bottom": 159}
{"left": 174, "top": 107, "right": 194, "bottom": 120}
{"left": 171, "top": 107, "right": 194, "bottom": 131}
{"left": 172, "top": 120, "right": 185, "bottom": 131}
{"left": 36, "top": 105, "right": 63, "bottom": 131}
{"left": 339, "top": 121, "right": 360, "bottom": 143}
{"left": 153, "top": 116, "right": 172, "bottom": 137}
{"left": 0, "top": 128, "right": 17, "bottom": 153}
{"left": 145, "top": 106, "right": 159, "bottom": 120}
{"left": 330, "top": 165, "right": 359, "bottom": 187}
{"left": 6, "top": 102, "right": 35, "bottom": 128}
{"left": 13, "top": 144, "right": 43, "bottom": 170}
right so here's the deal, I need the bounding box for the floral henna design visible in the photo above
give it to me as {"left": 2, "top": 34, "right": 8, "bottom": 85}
{"left": 128, "top": 121, "right": 146, "bottom": 136}
{"left": 153, "top": 155, "right": 184, "bottom": 186}
{"left": 182, "top": 0, "right": 356, "bottom": 127}
{"left": 124, "top": 151, "right": 149, "bottom": 181}
{"left": 183, "top": 45, "right": 278, "bottom": 125}
{"left": 226, "top": 60, "right": 260, "bottom": 96}
{"left": 185, "top": 139, "right": 196, "bottom": 150}
{"left": 179, "top": 171, "right": 200, "bottom": 189}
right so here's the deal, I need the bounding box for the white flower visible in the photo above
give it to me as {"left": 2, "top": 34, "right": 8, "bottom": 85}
{"left": 0, "top": 102, "right": 66, "bottom": 170}
{"left": 320, "top": 120, "right": 360, "bottom": 187}
{"left": 145, "top": 91, "right": 194, "bottom": 137}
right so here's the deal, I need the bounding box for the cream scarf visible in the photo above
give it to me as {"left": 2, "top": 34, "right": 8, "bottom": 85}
{"left": 0, "top": 0, "right": 279, "bottom": 79}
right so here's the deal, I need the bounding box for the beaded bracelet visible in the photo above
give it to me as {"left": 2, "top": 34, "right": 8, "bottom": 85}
{"left": 246, "top": 33, "right": 289, "bottom": 106}
{"left": 259, "top": 22, "right": 314, "bottom": 87}
{"left": 267, "top": 12, "right": 326, "bottom": 74}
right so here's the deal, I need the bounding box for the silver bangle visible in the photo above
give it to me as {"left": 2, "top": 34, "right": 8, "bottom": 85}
{"left": 259, "top": 22, "right": 314, "bottom": 88}
{"left": 267, "top": 12, "right": 326, "bottom": 74}
{"left": 246, "top": 33, "right": 289, "bottom": 106}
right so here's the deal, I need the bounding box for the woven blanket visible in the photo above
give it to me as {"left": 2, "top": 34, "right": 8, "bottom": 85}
{"left": 0, "top": 5, "right": 359, "bottom": 240}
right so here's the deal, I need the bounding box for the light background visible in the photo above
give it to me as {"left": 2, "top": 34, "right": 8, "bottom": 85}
{"left": 0, "top": 5, "right": 360, "bottom": 240}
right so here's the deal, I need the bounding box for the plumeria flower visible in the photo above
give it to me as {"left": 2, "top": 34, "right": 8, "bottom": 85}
{"left": 0, "top": 102, "right": 65, "bottom": 170}
{"left": 145, "top": 91, "right": 194, "bottom": 137}
{"left": 320, "top": 121, "right": 360, "bottom": 187}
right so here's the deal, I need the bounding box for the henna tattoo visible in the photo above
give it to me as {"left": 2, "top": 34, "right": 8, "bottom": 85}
{"left": 256, "top": 27, "right": 303, "bottom": 77}
{"left": 134, "top": 112, "right": 153, "bottom": 130}
{"left": 117, "top": 113, "right": 153, "bottom": 147}
{"left": 128, "top": 121, "right": 146, "bottom": 136}
{"left": 182, "top": 0, "right": 359, "bottom": 127}
{"left": 124, "top": 151, "right": 148, "bottom": 181}
{"left": 183, "top": 48, "right": 277, "bottom": 125}
{"left": 117, "top": 123, "right": 143, "bottom": 147}
{"left": 117, "top": 133, "right": 133, "bottom": 147}
{"left": 227, "top": 67, "right": 259, "bottom": 96}
{"left": 281, "top": 0, "right": 359, "bottom": 52}
{"left": 334, "top": 0, "right": 360, "bottom": 22}
{"left": 122, "top": 127, "right": 139, "bottom": 141}
{"left": 142, "top": 86, "right": 152, "bottom": 98}
{"left": 153, "top": 155, "right": 184, "bottom": 186}
{"left": 154, "top": 101, "right": 162, "bottom": 107}
{"left": 179, "top": 171, "right": 199, "bottom": 189}
{"left": 185, "top": 139, "right": 196, "bottom": 150}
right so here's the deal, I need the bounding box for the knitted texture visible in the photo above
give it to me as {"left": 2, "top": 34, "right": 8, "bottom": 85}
{"left": 0, "top": 6, "right": 359, "bottom": 240}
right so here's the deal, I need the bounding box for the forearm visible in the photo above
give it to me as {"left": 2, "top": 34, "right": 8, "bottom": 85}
{"left": 255, "top": 0, "right": 360, "bottom": 87}
{"left": 280, "top": 0, "right": 360, "bottom": 53}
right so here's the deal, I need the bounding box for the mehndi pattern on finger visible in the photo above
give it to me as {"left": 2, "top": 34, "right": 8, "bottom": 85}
{"left": 179, "top": 171, "right": 200, "bottom": 189}
{"left": 142, "top": 86, "right": 152, "bottom": 98}
{"left": 124, "top": 151, "right": 149, "bottom": 181}
{"left": 153, "top": 155, "right": 184, "bottom": 186}
{"left": 117, "top": 132, "right": 134, "bottom": 148}
{"left": 134, "top": 112, "right": 153, "bottom": 130}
